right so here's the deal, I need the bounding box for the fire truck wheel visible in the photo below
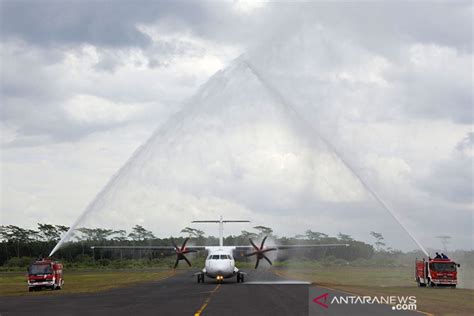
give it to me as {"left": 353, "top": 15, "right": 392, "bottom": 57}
{"left": 417, "top": 278, "right": 426, "bottom": 287}
{"left": 450, "top": 285, "right": 456, "bottom": 289}
{"left": 28, "top": 288, "right": 33, "bottom": 292}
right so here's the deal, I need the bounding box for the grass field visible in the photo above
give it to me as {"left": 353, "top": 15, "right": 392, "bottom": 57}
{"left": 276, "top": 266, "right": 474, "bottom": 316}
{"left": 2, "top": 265, "right": 472, "bottom": 315}
{"left": 0, "top": 269, "right": 174, "bottom": 297}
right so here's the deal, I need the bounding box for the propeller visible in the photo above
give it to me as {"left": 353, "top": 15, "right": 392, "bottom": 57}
{"left": 172, "top": 237, "right": 196, "bottom": 269}
{"left": 245, "top": 236, "right": 277, "bottom": 269}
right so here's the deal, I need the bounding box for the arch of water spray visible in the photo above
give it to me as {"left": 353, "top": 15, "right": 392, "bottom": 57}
{"left": 50, "top": 58, "right": 429, "bottom": 258}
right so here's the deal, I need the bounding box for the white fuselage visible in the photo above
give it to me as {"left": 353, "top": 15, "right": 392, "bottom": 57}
{"left": 202, "top": 247, "right": 238, "bottom": 279}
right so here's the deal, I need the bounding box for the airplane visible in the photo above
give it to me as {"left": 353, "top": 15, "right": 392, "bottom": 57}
{"left": 91, "top": 216, "right": 349, "bottom": 283}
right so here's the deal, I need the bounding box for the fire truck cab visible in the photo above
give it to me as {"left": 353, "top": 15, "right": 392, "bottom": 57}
{"left": 415, "top": 257, "right": 460, "bottom": 288}
{"left": 27, "top": 258, "right": 64, "bottom": 292}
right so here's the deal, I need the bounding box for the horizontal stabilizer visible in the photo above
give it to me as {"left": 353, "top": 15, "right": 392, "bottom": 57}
{"left": 192, "top": 216, "right": 250, "bottom": 246}
{"left": 192, "top": 220, "right": 250, "bottom": 223}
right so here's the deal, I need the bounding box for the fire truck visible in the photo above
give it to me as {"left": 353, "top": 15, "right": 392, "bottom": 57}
{"left": 415, "top": 257, "right": 460, "bottom": 288}
{"left": 27, "top": 258, "right": 64, "bottom": 292}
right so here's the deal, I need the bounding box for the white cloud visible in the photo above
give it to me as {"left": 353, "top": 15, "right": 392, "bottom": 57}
{"left": 1, "top": 125, "right": 150, "bottom": 226}
{"left": 63, "top": 94, "right": 143, "bottom": 125}
{"left": 1, "top": 1, "right": 472, "bottom": 251}
{"left": 232, "top": 0, "right": 267, "bottom": 14}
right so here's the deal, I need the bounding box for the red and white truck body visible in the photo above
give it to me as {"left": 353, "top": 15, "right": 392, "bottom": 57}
{"left": 27, "top": 258, "right": 64, "bottom": 291}
{"left": 415, "top": 257, "right": 459, "bottom": 288}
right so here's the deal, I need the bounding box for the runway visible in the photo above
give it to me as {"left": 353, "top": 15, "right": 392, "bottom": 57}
{"left": 0, "top": 269, "right": 421, "bottom": 316}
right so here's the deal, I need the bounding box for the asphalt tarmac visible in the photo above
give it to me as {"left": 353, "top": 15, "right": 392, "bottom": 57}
{"left": 0, "top": 269, "right": 422, "bottom": 316}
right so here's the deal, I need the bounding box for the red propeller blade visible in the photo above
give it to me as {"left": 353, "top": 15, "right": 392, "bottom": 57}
{"left": 172, "top": 238, "right": 194, "bottom": 269}
{"left": 181, "top": 237, "right": 190, "bottom": 251}
{"left": 183, "top": 256, "right": 192, "bottom": 267}
{"left": 249, "top": 239, "right": 259, "bottom": 250}
{"left": 262, "top": 254, "right": 272, "bottom": 266}
{"left": 260, "top": 236, "right": 268, "bottom": 249}
{"left": 247, "top": 236, "right": 277, "bottom": 269}
{"left": 262, "top": 247, "right": 277, "bottom": 253}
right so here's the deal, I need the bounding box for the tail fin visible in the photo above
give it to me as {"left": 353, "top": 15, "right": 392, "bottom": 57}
{"left": 192, "top": 216, "right": 250, "bottom": 246}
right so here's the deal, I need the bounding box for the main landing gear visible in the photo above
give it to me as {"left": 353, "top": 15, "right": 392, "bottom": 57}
{"left": 236, "top": 272, "right": 245, "bottom": 283}
{"left": 197, "top": 273, "right": 205, "bottom": 283}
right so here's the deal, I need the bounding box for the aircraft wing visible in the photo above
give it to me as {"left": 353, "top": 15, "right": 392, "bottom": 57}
{"left": 90, "top": 245, "right": 207, "bottom": 250}
{"left": 90, "top": 237, "right": 207, "bottom": 252}
{"left": 272, "top": 243, "right": 350, "bottom": 249}
{"left": 90, "top": 238, "right": 205, "bottom": 269}
{"left": 90, "top": 243, "right": 349, "bottom": 250}
{"left": 233, "top": 243, "right": 350, "bottom": 250}
{"left": 235, "top": 239, "right": 350, "bottom": 269}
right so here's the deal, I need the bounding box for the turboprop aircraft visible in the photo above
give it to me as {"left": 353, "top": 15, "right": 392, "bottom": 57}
{"left": 91, "top": 216, "right": 349, "bottom": 283}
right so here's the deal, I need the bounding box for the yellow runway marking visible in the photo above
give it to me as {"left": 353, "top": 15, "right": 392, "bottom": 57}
{"left": 194, "top": 283, "right": 221, "bottom": 316}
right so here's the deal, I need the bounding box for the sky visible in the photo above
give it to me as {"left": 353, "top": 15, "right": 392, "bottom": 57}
{"left": 1, "top": 0, "right": 472, "bottom": 252}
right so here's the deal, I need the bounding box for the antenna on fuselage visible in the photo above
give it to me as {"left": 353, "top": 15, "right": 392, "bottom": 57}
{"left": 192, "top": 216, "right": 250, "bottom": 246}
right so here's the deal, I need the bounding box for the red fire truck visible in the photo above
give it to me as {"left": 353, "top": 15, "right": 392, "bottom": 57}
{"left": 415, "top": 257, "right": 460, "bottom": 288}
{"left": 27, "top": 258, "right": 64, "bottom": 291}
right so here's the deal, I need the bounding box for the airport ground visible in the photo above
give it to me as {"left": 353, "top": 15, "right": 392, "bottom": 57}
{"left": 277, "top": 267, "right": 474, "bottom": 316}
{"left": 1, "top": 266, "right": 473, "bottom": 315}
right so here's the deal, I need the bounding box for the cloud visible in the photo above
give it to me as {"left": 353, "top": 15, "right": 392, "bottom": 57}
{"left": 261, "top": 1, "right": 472, "bottom": 54}
{"left": 419, "top": 133, "right": 474, "bottom": 204}
{"left": 1, "top": 1, "right": 472, "bottom": 251}
{"left": 246, "top": 27, "right": 472, "bottom": 126}
{"left": 1, "top": 36, "right": 237, "bottom": 145}
{"left": 1, "top": 124, "right": 150, "bottom": 224}
{"left": 1, "top": 1, "right": 198, "bottom": 48}
{"left": 389, "top": 44, "right": 472, "bottom": 124}
{"left": 63, "top": 94, "right": 143, "bottom": 124}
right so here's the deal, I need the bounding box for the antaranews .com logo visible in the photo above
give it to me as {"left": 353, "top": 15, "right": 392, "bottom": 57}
{"left": 312, "top": 292, "right": 417, "bottom": 311}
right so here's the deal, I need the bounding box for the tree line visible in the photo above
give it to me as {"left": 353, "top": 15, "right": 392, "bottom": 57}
{"left": 0, "top": 223, "right": 378, "bottom": 265}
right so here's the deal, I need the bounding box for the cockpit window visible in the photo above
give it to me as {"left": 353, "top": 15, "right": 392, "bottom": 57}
{"left": 208, "top": 254, "right": 233, "bottom": 260}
